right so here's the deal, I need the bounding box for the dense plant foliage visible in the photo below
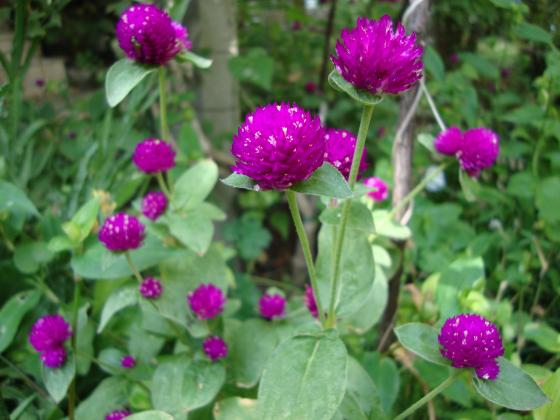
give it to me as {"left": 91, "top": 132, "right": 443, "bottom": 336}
{"left": 0, "top": 0, "right": 559, "bottom": 419}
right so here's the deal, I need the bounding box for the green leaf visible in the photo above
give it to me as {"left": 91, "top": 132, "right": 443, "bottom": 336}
{"left": 48, "top": 235, "right": 74, "bottom": 253}
{"left": 363, "top": 353, "right": 400, "bottom": 414}
{"left": 328, "top": 70, "right": 383, "bottom": 105}
{"left": 394, "top": 323, "right": 449, "bottom": 366}
{"left": 373, "top": 210, "right": 412, "bottom": 240}
{"left": 258, "top": 332, "right": 348, "bottom": 420}
{"left": 319, "top": 201, "right": 374, "bottom": 234}
{"left": 229, "top": 48, "right": 274, "bottom": 90}
{"left": 0, "top": 290, "right": 41, "bottom": 352}
{"left": 165, "top": 211, "right": 215, "bottom": 255}
{"left": 221, "top": 173, "right": 257, "bottom": 190}
{"left": 223, "top": 216, "right": 271, "bottom": 260}
{"left": 105, "top": 59, "right": 157, "bottom": 107}
{"left": 290, "top": 163, "right": 352, "bottom": 198}
{"left": 173, "top": 160, "right": 219, "bottom": 210}
{"left": 534, "top": 368, "right": 560, "bottom": 420}
{"left": 417, "top": 133, "right": 436, "bottom": 154}
{"left": 342, "top": 357, "right": 385, "bottom": 419}
{"left": 0, "top": 180, "right": 38, "bottom": 217}
{"left": 98, "top": 348, "right": 126, "bottom": 375}
{"left": 71, "top": 234, "right": 182, "bottom": 280}
{"left": 440, "top": 257, "right": 484, "bottom": 289}
{"left": 460, "top": 53, "right": 499, "bottom": 80}
{"left": 42, "top": 353, "right": 76, "bottom": 403}
{"left": 473, "top": 358, "right": 548, "bottom": 410}
{"left": 13, "top": 241, "right": 54, "bottom": 274}
{"left": 225, "top": 319, "right": 279, "bottom": 388}
{"left": 459, "top": 168, "right": 479, "bottom": 202}
{"left": 63, "top": 197, "right": 100, "bottom": 244}
{"left": 424, "top": 46, "right": 445, "bottom": 81}
{"left": 152, "top": 355, "right": 226, "bottom": 414}
{"left": 76, "top": 305, "right": 95, "bottom": 375}
{"left": 98, "top": 286, "right": 138, "bottom": 333}
{"left": 536, "top": 177, "right": 560, "bottom": 223}
{"left": 524, "top": 323, "right": 560, "bottom": 353}
{"left": 515, "top": 22, "right": 553, "bottom": 46}
{"left": 180, "top": 50, "right": 213, "bottom": 69}
{"left": 76, "top": 377, "right": 129, "bottom": 420}
{"left": 127, "top": 412, "right": 174, "bottom": 420}
{"left": 316, "top": 223, "right": 375, "bottom": 318}
{"left": 214, "top": 398, "right": 259, "bottom": 420}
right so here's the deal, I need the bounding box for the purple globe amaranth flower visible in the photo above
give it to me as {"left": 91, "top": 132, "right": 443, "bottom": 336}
{"left": 133, "top": 138, "right": 176, "bottom": 174}
{"left": 231, "top": 103, "right": 326, "bottom": 190}
{"left": 29, "top": 315, "right": 72, "bottom": 353}
{"left": 435, "top": 126, "right": 463, "bottom": 156}
{"left": 105, "top": 410, "right": 130, "bottom": 420}
{"left": 121, "top": 355, "right": 136, "bottom": 369}
{"left": 40, "top": 347, "right": 67, "bottom": 369}
{"left": 188, "top": 283, "right": 226, "bottom": 320}
{"left": 203, "top": 336, "right": 228, "bottom": 362}
{"left": 98, "top": 213, "right": 145, "bottom": 252}
{"left": 116, "top": 4, "right": 191, "bottom": 65}
{"left": 259, "top": 293, "right": 286, "bottom": 320}
{"left": 438, "top": 313, "right": 504, "bottom": 380}
{"left": 324, "top": 129, "right": 367, "bottom": 180}
{"left": 364, "top": 177, "right": 389, "bottom": 202}
{"left": 140, "top": 277, "right": 163, "bottom": 299}
{"left": 458, "top": 128, "right": 500, "bottom": 177}
{"left": 331, "top": 15, "right": 423, "bottom": 95}
{"left": 304, "top": 285, "right": 318, "bottom": 318}
{"left": 141, "top": 191, "right": 168, "bottom": 220}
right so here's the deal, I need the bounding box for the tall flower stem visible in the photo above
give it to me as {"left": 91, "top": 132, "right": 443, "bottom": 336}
{"left": 156, "top": 172, "right": 172, "bottom": 200}
{"left": 125, "top": 252, "right": 144, "bottom": 284}
{"left": 158, "top": 67, "right": 170, "bottom": 141}
{"left": 326, "top": 104, "right": 374, "bottom": 328}
{"left": 393, "top": 371, "right": 459, "bottom": 420}
{"left": 388, "top": 161, "right": 449, "bottom": 220}
{"left": 68, "top": 277, "right": 81, "bottom": 420}
{"left": 286, "top": 190, "right": 326, "bottom": 326}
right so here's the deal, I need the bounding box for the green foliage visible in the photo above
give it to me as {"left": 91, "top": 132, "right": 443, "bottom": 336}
{"left": 105, "top": 59, "right": 157, "bottom": 107}
{"left": 0, "top": 290, "right": 40, "bottom": 352}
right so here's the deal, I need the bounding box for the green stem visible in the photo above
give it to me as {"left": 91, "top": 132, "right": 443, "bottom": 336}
{"left": 156, "top": 172, "right": 172, "bottom": 200}
{"left": 159, "top": 67, "right": 170, "bottom": 141}
{"left": 388, "top": 161, "right": 449, "bottom": 220}
{"left": 326, "top": 104, "right": 374, "bottom": 328}
{"left": 68, "top": 279, "right": 81, "bottom": 420}
{"left": 125, "top": 252, "right": 144, "bottom": 283}
{"left": 393, "top": 371, "right": 458, "bottom": 420}
{"left": 286, "top": 190, "right": 326, "bottom": 326}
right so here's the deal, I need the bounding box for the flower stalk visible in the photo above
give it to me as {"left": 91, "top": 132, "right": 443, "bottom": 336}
{"left": 326, "top": 104, "right": 374, "bottom": 328}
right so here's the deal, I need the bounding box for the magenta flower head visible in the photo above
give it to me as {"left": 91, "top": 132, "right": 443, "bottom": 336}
{"left": 98, "top": 213, "right": 145, "bottom": 252}
{"left": 331, "top": 15, "right": 423, "bottom": 95}
{"left": 141, "top": 191, "right": 168, "bottom": 220}
{"left": 364, "top": 177, "right": 389, "bottom": 202}
{"left": 203, "top": 336, "right": 228, "bottom": 362}
{"left": 324, "top": 129, "right": 367, "bottom": 180}
{"left": 259, "top": 293, "right": 286, "bottom": 320}
{"left": 458, "top": 128, "right": 500, "bottom": 177}
{"left": 304, "top": 285, "right": 318, "bottom": 318}
{"left": 139, "top": 277, "right": 163, "bottom": 299}
{"left": 40, "top": 347, "right": 67, "bottom": 369}
{"left": 116, "top": 4, "right": 191, "bottom": 65}
{"left": 188, "top": 283, "right": 226, "bottom": 320}
{"left": 121, "top": 355, "right": 136, "bottom": 369}
{"left": 105, "top": 410, "right": 130, "bottom": 420}
{"left": 438, "top": 313, "right": 504, "bottom": 380}
{"left": 29, "top": 315, "right": 72, "bottom": 368}
{"left": 434, "top": 126, "right": 463, "bottom": 156}
{"left": 231, "top": 103, "right": 326, "bottom": 190}
{"left": 133, "top": 138, "right": 176, "bottom": 174}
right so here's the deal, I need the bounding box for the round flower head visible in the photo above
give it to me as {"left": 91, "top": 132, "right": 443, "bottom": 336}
{"left": 324, "top": 129, "right": 367, "bottom": 180}
{"left": 438, "top": 313, "right": 504, "bottom": 380}
{"left": 132, "top": 138, "right": 176, "bottom": 174}
{"left": 141, "top": 191, "right": 168, "bottom": 220}
{"left": 434, "top": 126, "right": 462, "bottom": 156}
{"left": 105, "top": 410, "right": 130, "bottom": 420}
{"left": 231, "top": 103, "right": 326, "bottom": 190}
{"left": 98, "top": 213, "right": 145, "bottom": 252}
{"left": 121, "top": 355, "right": 136, "bottom": 369}
{"left": 364, "top": 177, "right": 389, "bottom": 202}
{"left": 457, "top": 128, "right": 499, "bottom": 177}
{"left": 116, "top": 4, "right": 191, "bottom": 65}
{"left": 304, "top": 285, "right": 318, "bottom": 318}
{"left": 331, "top": 15, "right": 423, "bottom": 95}
{"left": 139, "top": 277, "right": 163, "bottom": 299}
{"left": 259, "top": 293, "right": 286, "bottom": 320}
{"left": 40, "top": 347, "right": 67, "bottom": 369}
{"left": 203, "top": 336, "right": 228, "bottom": 362}
{"left": 188, "top": 283, "right": 226, "bottom": 320}
{"left": 29, "top": 315, "right": 72, "bottom": 352}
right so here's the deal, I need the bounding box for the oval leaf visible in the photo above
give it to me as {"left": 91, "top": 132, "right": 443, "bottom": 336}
{"left": 42, "top": 353, "right": 76, "bottom": 403}
{"left": 105, "top": 59, "right": 157, "bottom": 107}
{"left": 328, "top": 70, "right": 383, "bottom": 106}
{"left": 258, "top": 333, "right": 348, "bottom": 420}
{"left": 180, "top": 51, "right": 213, "bottom": 69}
{"left": 290, "top": 163, "right": 352, "bottom": 198}
{"left": 76, "top": 377, "right": 129, "bottom": 420}
{"left": 173, "top": 159, "right": 219, "bottom": 210}
{"left": 394, "top": 323, "right": 449, "bottom": 366}
{"left": 127, "top": 411, "right": 174, "bottom": 420}
{"left": 473, "top": 358, "right": 548, "bottom": 410}
{"left": 98, "top": 287, "right": 138, "bottom": 333}
{"left": 221, "top": 173, "right": 258, "bottom": 191}
{"left": 0, "top": 290, "right": 41, "bottom": 352}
